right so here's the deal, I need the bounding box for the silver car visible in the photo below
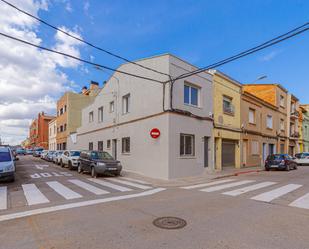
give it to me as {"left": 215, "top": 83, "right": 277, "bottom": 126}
{"left": 0, "top": 147, "right": 16, "bottom": 182}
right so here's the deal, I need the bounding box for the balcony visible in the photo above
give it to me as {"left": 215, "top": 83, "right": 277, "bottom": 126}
{"left": 290, "top": 111, "right": 299, "bottom": 119}
{"left": 290, "top": 132, "right": 300, "bottom": 139}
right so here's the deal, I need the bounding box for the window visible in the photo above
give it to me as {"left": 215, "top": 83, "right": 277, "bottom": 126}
{"left": 223, "top": 96, "right": 234, "bottom": 115}
{"left": 110, "top": 101, "right": 114, "bottom": 113}
{"left": 122, "top": 137, "right": 130, "bottom": 153}
{"left": 266, "top": 115, "right": 273, "bottom": 129}
{"left": 251, "top": 141, "right": 259, "bottom": 155}
{"left": 64, "top": 105, "right": 67, "bottom": 112}
{"left": 122, "top": 94, "right": 130, "bottom": 114}
{"left": 49, "top": 128, "right": 51, "bottom": 135}
{"left": 89, "top": 142, "right": 93, "bottom": 150}
{"left": 184, "top": 84, "right": 199, "bottom": 106}
{"left": 60, "top": 125, "right": 63, "bottom": 132}
{"left": 98, "top": 141, "right": 103, "bottom": 151}
{"left": 64, "top": 124, "right": 67, "bottom": 131}
{"left": 180, "top": 134, "right": 195, "bottom": 156}
{"left": 280, "top": 95, "right": 284, "bottom": 107}
{"left": 249, "top": 108, "right": 255, "bottom": 124}
{"left": 280, "top": 119, "right": 285, "bottom": 131}
{"left": 107, "top": 140, "right": 111, "bottom": 149}
{"left": 60, "top": 108, "right": 63, "bottom": 115}
{"left": 98, "top": 106, "right": 103, "bottom": 122}
{"left": 89, "top": 111, "right": 94, "bottom": 123}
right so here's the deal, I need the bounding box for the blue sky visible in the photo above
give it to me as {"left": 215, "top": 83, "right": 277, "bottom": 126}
{"left": 39, "top": 0, "right": 309, "bottom": 101}
{"left": 0, "top": 0, "right": 309, "bottom": 145}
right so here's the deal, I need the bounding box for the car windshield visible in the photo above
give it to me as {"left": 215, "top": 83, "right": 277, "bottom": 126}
{"left": 91, "top": 151, "right": 114, "bottom": 160}
{"left": 268, "top": 154, "right": 284, "bottom": 160}
{"left": 0, "top": 152, "right": 12, "bottom": 162}
{"left": 70, "top": 151, "right": 80, "bottom": 157}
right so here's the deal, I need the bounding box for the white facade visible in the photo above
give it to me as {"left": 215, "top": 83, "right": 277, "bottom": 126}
{"left": 48, "top": 119, "right": 57, "bottom": 150}
{"left": 68, "top": 54, "right": 214, "bottom": 179}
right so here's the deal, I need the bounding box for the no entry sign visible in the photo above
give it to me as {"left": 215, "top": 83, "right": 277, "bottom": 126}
{"left": 150, "top": 128, "right": 160, "bottom": 139}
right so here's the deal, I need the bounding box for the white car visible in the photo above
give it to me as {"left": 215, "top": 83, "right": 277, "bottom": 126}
{"left": 294, "top": 152, "right": 309, "bottom": 165}
{"left": 60, "top": 150, "right": 81, "bottom": 170}
{"left": 53, "top": 151, "right": 63, "bottom": 165}
{"left": 0, "top": 146, "right": 16, "bottom": 182}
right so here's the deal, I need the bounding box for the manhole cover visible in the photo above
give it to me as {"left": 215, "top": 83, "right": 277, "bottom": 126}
{"left": 153, "top": 217, "right": 187, "bottom": 230}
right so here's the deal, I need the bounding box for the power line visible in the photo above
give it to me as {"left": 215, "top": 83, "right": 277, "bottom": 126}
{"left": 0, "top": 32, "right": 165, "bottom": 84}
{"left": 0, "top": 0, "right": 170, "bottom": 77}
{"left": 174, "top": 22, "right": 309, "bottom": 81}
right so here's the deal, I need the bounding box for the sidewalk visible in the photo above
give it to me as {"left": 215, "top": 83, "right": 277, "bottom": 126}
{"left": 121, "top": 166, "right": 264, "bottom": 187}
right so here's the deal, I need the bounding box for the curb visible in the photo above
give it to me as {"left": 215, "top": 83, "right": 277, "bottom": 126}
{"left": 213, "top": 169, "right": 263, "bottom": 179}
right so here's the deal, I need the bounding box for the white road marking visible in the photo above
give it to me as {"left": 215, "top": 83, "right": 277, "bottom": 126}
{"left": 181, "top": 179, "right": 237, "bottom": 190}
{"left": 120, "top": 177, "right": 151, "bottom": 185}
{"left": 22, "top": 184, "right": 50, "bottom": 205}
{"left": 251, "top": 184, "right": 302, "bottom": 202}
{"left": 88, "top": 178, "right": 132, "bottom": 192}
{"left": 46, "top": 181, "right": 82, "bottom": 200}
{"left": 106, "top": 178, "right": 152, "bottom": 190}
{"left": 0, "top": 188, "right": 166, "bottom": 222}
{"left": 289, "top": 193, "right": 309, "bottom": 209}
{"left": 68, "top": 179, "right": 109, "bottom": 195}
{"left": 0, "top": 187, "right": 7, "bottom": 210}
{"left": 222, "top": 182, "right": 277, "bottom": 196}
{"left": 35, "top": 165, "right": 49, "bottom": 170}
{"left": 200, "top": 180, "right": 256, "bottom": 193}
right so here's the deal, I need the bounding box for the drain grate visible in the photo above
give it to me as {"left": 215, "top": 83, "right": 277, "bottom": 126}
{"left": 153, "top": 217, "right": 187, "bottom": 230}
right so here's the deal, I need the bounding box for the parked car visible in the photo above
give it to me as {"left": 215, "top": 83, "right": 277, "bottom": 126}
{"left": 294, "top": 152, "right": 309, "bottom": 165}
{"left": 40, "top": 150, "right": 48, "bottom": 160}
{"left": 26, "top": 149, "right": 34, "bottom": 155}
{"left": 265, "top": 154, "right": 298, "bottom": 171}
{"left": 53, "top": 151, "right": 63, "bottom": 165}
{"left": 16, "top": 148, "right": 26, "bottom": 155}
{"left": 33, "top": 148, "right": 44, "bottom": 157}
{"left": 78, "top": 150, "right": 122, "bottom": 177}
{"left": 0, "top": 146, "right": 16, "bottom": 182}
{"left": 60, "top": 150, "right": 81, "bottom": 170}
{"left": 46, "top": 151, "right": 56, "bottom": 161}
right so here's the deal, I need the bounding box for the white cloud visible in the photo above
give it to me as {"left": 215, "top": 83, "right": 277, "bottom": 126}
{"left": 83, "top": 1, "right": 90, "bottom": 12}
{"left": 0, "top": 0, "right": 84, "bottom": 145}
{"left": 65, "top": 1, "right": 73, "bottom": 12}
{"left": 260, "top": 50, "right": 281, "bottom": 62}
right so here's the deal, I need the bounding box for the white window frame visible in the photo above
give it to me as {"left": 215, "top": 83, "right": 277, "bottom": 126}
{"left": 280, "top": 119, "right": 285, "bottom": 131}
{"left": 89, "top": 111, "right": 94, "bottom": 123}
{"left": 109, "top": 101, "right": 114, "bottom": 113}
{"left": 249, "top": 108, "right": 255, "bottom": 124}
{"left": 280, "top": 95, "right": 284, "bottom": 107}
{"left": 122, "top": 94, "right": 130, "bottom": 114}
{"left": 266, "top": 115, "right": 273, "bottom": 129}
{"left": 98, "top": 106, "right": 103, "bottom": 123}
{"left": 122, "top": 137, "right": 130, "bottom": 154}
{"left": 184, "top": 84, "right": 200, "bottom": 107}
{"left": 180, "top": 133, "right": 195, "bottom": 156}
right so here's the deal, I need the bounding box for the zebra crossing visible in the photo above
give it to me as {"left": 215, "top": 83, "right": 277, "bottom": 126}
{"left": 0, "top": 177, "right": 153, "bottom": 211}
{"left": 181, "top": 179, "right": 309, "bottom": 210}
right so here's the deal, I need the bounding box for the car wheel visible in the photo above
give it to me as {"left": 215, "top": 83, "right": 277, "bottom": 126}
{"left": 10, "top": 175, "right": 15, "bottom": 182}
{"left": 294, "top": 164, "right": 298, "bottom": 170}
{"left": 265, "top": 167, "right": 270, "bottom": 171}
{"left": 68, "top": 161, "right": 73, "bottom": 170}
{"left": 78, "top": 164, "right": 83, "bottom": 174}
{"left": 60, "top": 160, "right": 64, "bottom": 168}
{"left": 91, "top": 167, "right": 97, "bottom": 178}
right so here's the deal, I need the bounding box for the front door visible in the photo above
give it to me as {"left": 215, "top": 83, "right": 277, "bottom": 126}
{"left": 204, "top": 137, "right": 209, "bottom": 167}
{"left": 112, "top": 139, "right": 117, "bottom": 160}
{"left": 222, "top": 140, "right": 235, "bottom": 168}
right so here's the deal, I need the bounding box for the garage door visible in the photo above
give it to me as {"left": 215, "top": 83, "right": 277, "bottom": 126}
{"left": 222, "top": 140, "right": 235, "bottom": 167}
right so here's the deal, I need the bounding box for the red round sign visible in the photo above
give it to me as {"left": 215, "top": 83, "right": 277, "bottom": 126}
{"left": 150, "top": 128, "right": 160, "bottom": 139}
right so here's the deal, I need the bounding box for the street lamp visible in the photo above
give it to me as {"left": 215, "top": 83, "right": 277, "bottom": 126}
{"left": 253, "top": 75, "right": 267, "bottom": 83}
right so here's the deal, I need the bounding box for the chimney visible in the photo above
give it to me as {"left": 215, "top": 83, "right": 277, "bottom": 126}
{"left": 81, "top": 86, "right": 88, "bottom": 95}
{"left": 90, "top": 81, "right": 99, "bottom": 90}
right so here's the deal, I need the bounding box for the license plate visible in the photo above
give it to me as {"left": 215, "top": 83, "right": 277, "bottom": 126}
{"left": 271, "top": 165, "right": 279, "bottom": 168}
{"left": 107, "top": 168, "right": 117, "bottom": 170}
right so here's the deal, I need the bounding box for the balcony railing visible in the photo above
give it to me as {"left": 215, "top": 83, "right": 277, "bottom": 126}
{"left": 290, "top": 111, "right": 299, "bottom": 119}
{"left": 290, "top": 132, "right": 300, "bottom": 138}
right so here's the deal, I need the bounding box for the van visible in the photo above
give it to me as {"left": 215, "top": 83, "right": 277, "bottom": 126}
{"left": 0, "top": 147, "right": 16, "bottom": 182}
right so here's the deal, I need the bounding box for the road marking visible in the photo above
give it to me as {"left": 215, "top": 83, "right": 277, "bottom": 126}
{"left": 35, "top": 165, "right": 49, "bottom": 170}
{"left": 289, "top": 193, "right": 309, "bottom": 209}
{"left": 251, "top": 184, "right": 302, "bottom": 202}
{"left": 0, "top": 188, "right": 165, "bottom": 222}
{"left": 120, "top": 177, "right": 151, "bottom": 185}
{"left": 106, "top": 178, "right": 152, "bottom": 190}
{"left": 68, "top": 179, "right": 109, "bottom": 195}
{"left": 88, "top": 178, "right": 132, "bottom": 192}
{"left": 181, "top": 179, "right": 237, "bottom": 190}
{"left": 0, "top": 187, "right": 7, "bottom": 210}
{"left": 22, "top": 184, "right": 50, "bottom": 205}
{"left": 200, "top": 180, "right": 256, "bottom": 193}
{"left": 46, "top": 181, "right": 82, "bottom": 200}
{"left": 222, "top": 182, "right": 277, "bottom": 196}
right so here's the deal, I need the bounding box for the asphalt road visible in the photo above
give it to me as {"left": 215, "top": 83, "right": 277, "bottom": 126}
{"left": 0, "top": 156, "right": 309, "bottom": 249}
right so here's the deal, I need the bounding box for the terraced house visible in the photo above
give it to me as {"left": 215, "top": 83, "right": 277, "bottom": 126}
{"left": 299, "top": 105, "right": 309, "bottom": 151}
{"left": 287, "top": 94, "right": 300, "bottom": 155}
{"left": 210, "top": 70, "right": 242, "bottom": 170}
{"left": 68, "top": 54, "right": 214, "bottom": 180}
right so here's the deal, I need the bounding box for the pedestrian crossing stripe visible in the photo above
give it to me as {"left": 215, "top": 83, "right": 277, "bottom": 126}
{"left": 46, "top": 181, "right": 82, "bottom": 200}
{"left": 181, "top": 179, "right": 236, "bottom": 190}
{"left": 87, "top": 178, "right": 133, "bottom": 192}
{"left": 22, "top": 184, "right": 50, "bottom": 205}
{"left": 68, "top": 179, "right": 110, "bottom": 195}
{"left": 222, "top": 182, "right": 277, "bottom": 196}
{"left": 289, "top": 193, "right": 309, "bottom": 209}
{"left": 200, "top": 180, "right": 256, "bottom": 192}
{"left": 107, "top": 178, "right": 152, "bottom": 190}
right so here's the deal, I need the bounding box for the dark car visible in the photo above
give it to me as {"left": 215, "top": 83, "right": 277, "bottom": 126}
{"left": 78, "top": 150, "right": 122, "bottom": 178}
{"left": 265, "top": 154, "right": 298, "bottom": 171}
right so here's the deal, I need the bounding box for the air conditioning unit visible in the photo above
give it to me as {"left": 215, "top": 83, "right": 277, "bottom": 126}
{"left": 209, "top": 112, "right": 214, "bottom": 118}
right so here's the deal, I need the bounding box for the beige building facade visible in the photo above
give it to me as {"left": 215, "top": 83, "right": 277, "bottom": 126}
{"left": 48, "top": 118, "right": 57, "bottom": 150}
